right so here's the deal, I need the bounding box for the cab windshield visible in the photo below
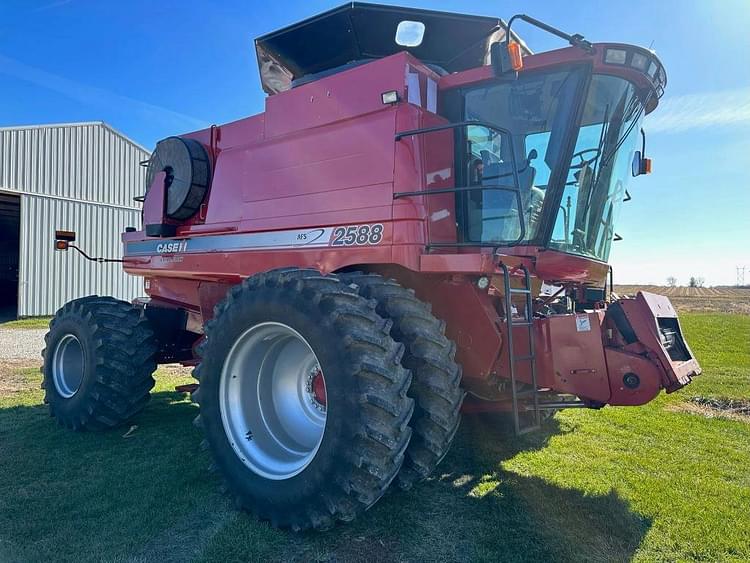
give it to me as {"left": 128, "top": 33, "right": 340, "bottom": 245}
{"left": 549, "top": 75, "right": 644, "bottom": 261}
{"left": 459, "top": 69, "right": 646, "bottom": 262}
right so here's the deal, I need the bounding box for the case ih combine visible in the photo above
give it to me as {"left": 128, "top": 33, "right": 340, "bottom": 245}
{"left": 44, "top": 3, "right": 701, "bottom": 531}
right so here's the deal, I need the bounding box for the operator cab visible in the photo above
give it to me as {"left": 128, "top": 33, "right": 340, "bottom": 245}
{"left": 445, "top": 59, "right": 660, "bottom": 264}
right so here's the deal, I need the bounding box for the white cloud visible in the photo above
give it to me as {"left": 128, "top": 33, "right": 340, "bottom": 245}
{"left": 0, "top": 54, "right": 209, "bottom": 133}
{"left": 648, "top": 86, "right": 750, "bottom": 133}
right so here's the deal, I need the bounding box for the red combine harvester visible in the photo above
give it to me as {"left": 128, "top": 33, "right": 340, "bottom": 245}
{"left": 44, "top": 3, "right": 701, "bottom": 530}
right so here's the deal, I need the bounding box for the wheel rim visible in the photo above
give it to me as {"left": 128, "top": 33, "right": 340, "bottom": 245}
{"left": 52, "top": 334, "right": 84, "bottom": 398}
{"left": 219, "top": 322, "right": 327, "bottom": 480}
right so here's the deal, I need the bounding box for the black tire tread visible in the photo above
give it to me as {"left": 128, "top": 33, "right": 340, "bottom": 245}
{"left": 340, "top": 272, "right": 465, "bottom": 490}
{"left": 41, "top": 296, "right": 157, "bottom": 431}
{"left": 193, "top": 268, "right": 414, "bottom": 531}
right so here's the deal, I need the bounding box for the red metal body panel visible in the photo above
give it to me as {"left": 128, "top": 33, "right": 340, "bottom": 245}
{"left": 518, "top": 313, "right": 611, "bottom": 402}
{"left": 409, "top": 274, "right": 504, "bottom": 382}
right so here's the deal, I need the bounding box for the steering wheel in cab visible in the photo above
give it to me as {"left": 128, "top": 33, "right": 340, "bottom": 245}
{"left": 569, "top": 148, "right": 601, "bottom": 169}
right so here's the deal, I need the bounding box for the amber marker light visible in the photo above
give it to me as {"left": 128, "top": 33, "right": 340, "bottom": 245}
{"left": 508, "top": 42, "right": 523, "bottom": 71}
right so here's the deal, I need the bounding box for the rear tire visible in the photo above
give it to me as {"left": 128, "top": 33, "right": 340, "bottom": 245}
{"left": 193, "top": 269, "right": 414, "bottom": 531}
{"left": 340, "top": 273, "right": 465, "bottom": 490}
{"left": 41, "top": 296, "right": 157, "bottom": 430}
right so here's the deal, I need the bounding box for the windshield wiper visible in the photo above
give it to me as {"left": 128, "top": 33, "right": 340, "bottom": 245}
{"left": 598, "top": 95, "right": 645, "bottom": 172}
{"left": 590, "top": 103, "right": 611, "bottom": 180}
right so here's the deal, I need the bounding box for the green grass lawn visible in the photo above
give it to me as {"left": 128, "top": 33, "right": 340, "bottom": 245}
{"left": 0, "top": 313, "right": 748, "bottom": 562}
{"left": 0, "top": 316, "right": 52, "bottom": 330}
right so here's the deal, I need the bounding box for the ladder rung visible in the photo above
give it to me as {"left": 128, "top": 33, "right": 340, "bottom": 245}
{"left": 500, "top": 260, "right": 540, "bottom": 437}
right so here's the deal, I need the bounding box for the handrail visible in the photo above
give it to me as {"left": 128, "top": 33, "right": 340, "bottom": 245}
{"left": 394, "top": 119, "right": 527, "bottom": 247}
{"left": 394, "top": 119, "right": 514, "bottom": 141}
{"left": 393, "top": 184, "right": 516, "bottom": 199}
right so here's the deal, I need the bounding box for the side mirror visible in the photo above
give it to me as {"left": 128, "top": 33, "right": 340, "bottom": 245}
{"left": 631, "top": 151, "right": 643, "bottom": 177}
{"left": 632, "top": 129, "right": 652, "bottom": 177}
{"left": 631, "top": 150, "right": 652, "bottom": 177}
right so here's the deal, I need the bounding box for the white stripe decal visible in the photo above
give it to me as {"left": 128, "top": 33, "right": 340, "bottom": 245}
{"left": 125, "top": 226, "right": 342, "bottom": 256}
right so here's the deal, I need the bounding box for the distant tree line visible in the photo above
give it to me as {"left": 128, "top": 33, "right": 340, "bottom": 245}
{"left": 665, "top": 276, "right": 705, "bottom": 287}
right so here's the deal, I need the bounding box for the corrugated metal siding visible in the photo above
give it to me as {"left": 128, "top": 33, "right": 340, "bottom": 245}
{"left": 18, "top": 195, "right": 142, "bottom": 316}
{"left": 0, "top": 122, "right": 147, "bottom": 208}
{"left": 0, "top": 122, "right": 150, "bottom": 316}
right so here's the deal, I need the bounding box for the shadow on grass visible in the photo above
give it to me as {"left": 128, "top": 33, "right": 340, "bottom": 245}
{"left": 0, "top": 393, "right": 652, "bottom": 563}
{"left": 201, "top": 415, "right": 653, "bottom": 563}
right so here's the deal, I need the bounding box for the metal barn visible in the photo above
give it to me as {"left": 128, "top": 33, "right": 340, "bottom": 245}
{"left": 0, "top": 122, "right": 147, "bottom": 318}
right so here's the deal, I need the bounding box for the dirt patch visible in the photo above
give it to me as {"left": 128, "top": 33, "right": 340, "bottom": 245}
{"left": 0, "top": 359, "right": 40, "bottom": 396}
{"left": 158, "top": 363, "right": 195, "bottom": 377}
{"left": 0, "top": 362, "right": 194, "bottom": 398}
{"left": 668, "top": 396, "right": 750, "bottom": 423}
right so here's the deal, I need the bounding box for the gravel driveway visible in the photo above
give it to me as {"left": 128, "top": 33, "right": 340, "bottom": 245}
{"left": 0, "top": 328, "right": 47, "bottom": 361}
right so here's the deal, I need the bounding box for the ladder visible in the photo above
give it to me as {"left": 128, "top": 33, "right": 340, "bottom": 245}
{"left": 499, "top": 262, "right": 541, "bottom": 435}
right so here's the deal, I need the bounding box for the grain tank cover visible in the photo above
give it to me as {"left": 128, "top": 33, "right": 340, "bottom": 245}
{"left": 255, "top": 2, "right": 529, "bottom": 94}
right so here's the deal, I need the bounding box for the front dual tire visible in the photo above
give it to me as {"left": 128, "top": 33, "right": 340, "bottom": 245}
{"left": 193, "top": 269, "right": 415, "bottom": 531}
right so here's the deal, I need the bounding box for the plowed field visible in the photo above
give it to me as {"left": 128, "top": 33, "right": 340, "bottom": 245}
{"left": 613, "top": 286, "right": 749, "bottom": 314}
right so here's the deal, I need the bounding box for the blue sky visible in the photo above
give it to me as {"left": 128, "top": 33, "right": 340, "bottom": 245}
{"left": 1, "top": 0, "right": 748, "bottom": 285}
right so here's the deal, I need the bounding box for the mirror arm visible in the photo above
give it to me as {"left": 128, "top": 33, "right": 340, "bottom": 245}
{"left": 506, "top": 14, "right": 593, "bottom": 53}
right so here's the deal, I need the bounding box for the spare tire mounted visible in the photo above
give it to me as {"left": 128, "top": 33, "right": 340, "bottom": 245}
{"left": 145, "top": 137, "right": 211, "bottom": 220}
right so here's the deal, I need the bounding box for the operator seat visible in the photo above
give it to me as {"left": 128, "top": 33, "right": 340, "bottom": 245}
{"left": 478, "top": 154, "right": 537, "bottom": 242}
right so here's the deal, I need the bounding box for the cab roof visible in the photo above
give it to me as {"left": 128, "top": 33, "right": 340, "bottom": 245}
{"left": 255, "top": 2, "right": 530, "bottom": 94}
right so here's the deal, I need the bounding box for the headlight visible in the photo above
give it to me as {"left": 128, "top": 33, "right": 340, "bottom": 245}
{"left": 604, "top": 48, "right": 627, "bottom": 64}
{"left": 630, "top": 52, "right": 648, "bottom": 71}
{"left": 603, "top": 47, "right": 666, "bottom": 98}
